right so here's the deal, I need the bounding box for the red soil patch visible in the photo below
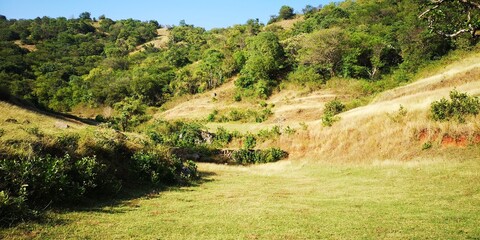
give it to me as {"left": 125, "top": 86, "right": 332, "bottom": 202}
{"left": 441, "top": 134, "right": 468, "bottom": 148}
{"left": 441, "top": 135, "right": 456, "bottom": 147}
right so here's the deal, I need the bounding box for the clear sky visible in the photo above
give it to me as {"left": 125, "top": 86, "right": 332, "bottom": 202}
{"left": 0, "top": 0, "right": 332, "bottom": 29}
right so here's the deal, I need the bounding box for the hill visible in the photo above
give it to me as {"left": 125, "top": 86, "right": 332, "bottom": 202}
{"left": 159, "top": 50, "right": 480, "bottom": 161}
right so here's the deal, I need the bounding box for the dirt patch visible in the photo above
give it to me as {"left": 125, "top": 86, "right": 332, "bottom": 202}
{"left": 441, "top": 134, "right": 468, "bottom": 148}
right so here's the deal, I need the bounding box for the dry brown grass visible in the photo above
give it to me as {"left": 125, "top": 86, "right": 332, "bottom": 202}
{"left": 269, "top": 16, "right": 304, "bottom": 30}
{"left": 131, "top": 28, "right": 170, "bottom": 55}
{"left": 13, "top": 40, "right": 37, "bottom": 52}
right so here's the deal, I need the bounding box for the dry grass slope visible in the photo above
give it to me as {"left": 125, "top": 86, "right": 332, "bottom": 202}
{"left": 160, "top": 52, "right": 480, "bottom": 162}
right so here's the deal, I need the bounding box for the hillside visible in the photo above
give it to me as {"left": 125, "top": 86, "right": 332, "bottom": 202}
{"left": 2, "top": 0, "right": 480, "bottom": 237}
{"left": 159, "top": 51, "right": 480, "bottom": 161}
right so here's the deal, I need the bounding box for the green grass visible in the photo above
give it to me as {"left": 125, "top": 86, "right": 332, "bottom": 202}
{"left": 2, "top": 157, "right": 480, "bottom": 239}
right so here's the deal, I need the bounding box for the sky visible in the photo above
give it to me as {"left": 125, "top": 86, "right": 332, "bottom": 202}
{"left": 0, "top": 0, "right": 332, "bottom": 29}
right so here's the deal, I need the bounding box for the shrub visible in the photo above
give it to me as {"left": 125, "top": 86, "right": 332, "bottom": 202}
{"left": 324, "top": 98, "right": 346, "bottom": 115}
{"left": 207, "top": 110, "right": 218, "bottom": 122}
{"left": 322, "top": 99, "right": 345, "bottom": 127}
{"left": 0, "top": 154, "right": 108, "bottom": 225}
{"left": 243, "top": 134, "right": 257, "bottom": 150}
{"left": 431, "top": 90, "right": 480, "bottom": 123}
{"left": 213, "top": 127, "right": 232, "bottom": 146}
{"left": 232, "top": 148, "right": 288, "bottom": 165}
{"left": 146, "top": 120, "right": 205, "bottom": 148}
{"left": 131, "top": 151, "right": 198, "bottom": 185}
{"left": 283, "top": 126, "right": 297, "bottom": 135}
{"left": 257, "top": 125, "right": 281, "bottom": 140}
{"left": 234, "top": 93, "right": 242, "bottom": 102}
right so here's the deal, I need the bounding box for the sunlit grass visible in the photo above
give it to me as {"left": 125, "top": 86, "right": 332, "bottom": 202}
{"left": 2, "top": 158, "right": 479, "bottom": 239}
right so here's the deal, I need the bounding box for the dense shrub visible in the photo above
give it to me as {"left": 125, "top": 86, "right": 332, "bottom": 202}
{"left": 131, "top": 151, "right": 198, "bottom": 185}
{"left": 213, "top": 127, "right": 233, "bottom": 147}
{"left": 232, "top": 148, "right": 288, "bottom": 165}
{"left": 322, "top": 99, "right": 346, "bottom": 127}
{"left": 147, "top": 120, "right": 206, "bottom": 148}
{"left": 0, "top": 154, "right": 105, "bottom": 225}
{"left": 0, "top": 128, "right": 200, "bottom": 226}
{"left": 431, "top": 90, "right": 480, "bottom": 123}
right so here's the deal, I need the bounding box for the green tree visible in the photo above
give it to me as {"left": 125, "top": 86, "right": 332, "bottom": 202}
{"left": 279, "top": 5, "right": 295, "bottom": 20}
{"left": 420, "top": 0, "right": 480, "bottom": 38}
{"left": 113, "top": 96, "right": 147, "bottom": 131}
{"left": 297, "top": 28, "right": 346, "bottom": 78}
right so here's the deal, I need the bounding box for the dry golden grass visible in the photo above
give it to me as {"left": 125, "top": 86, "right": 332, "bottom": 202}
{"left": 157, "top": 51, "right": 480, "bottom": 162}
{"left": 269, "top": 16, "right": 304, "bottom": 30}
{"left": 13, "top": 40, "right": 37, "bottom": 52}
{"left": 131, "top": 28, "right": 170, "bottom": 54}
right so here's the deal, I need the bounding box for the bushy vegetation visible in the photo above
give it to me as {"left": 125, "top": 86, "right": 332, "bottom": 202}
{"left": 206, "top": 107, "right": 273, "bottom": 123}
{"left": 322, "top": 99, "right": 346, "bottom": 127}
{"left": 1, "top": 0, "right": 476, "bottom": 114}
{"left": 431, "top": 90, "right": 480, "bottom": 123}
{"left": 0, "top": 0, "right": 478, "bottom": 229}
{"left": 0, "top": 127, "right": 199, "bottom": 226}
{"left": 232, "top": 148, "right": 288, "bottom": 165}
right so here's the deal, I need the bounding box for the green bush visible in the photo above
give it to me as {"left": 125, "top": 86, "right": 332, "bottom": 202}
{"left": 257, "top": 125, "right": 281, "bottom": 140}
{"left": 207, "top": 110, "right": 218, "bottom": 122}
{"left": 0, "top": 154, "right": 107, "bottom": 225}
{"left": 213, "top": 127, "right": 233, "bottom": 147}
{"left": 131, "top": 151, "right": 198, "bottom": 185}
{"left": 324, "top": 99, "right": 346, "bottom": 115}
{"left": 147, "top": 120, "right": 205, "bottom": 148}
{"left": 431, "top": 90, "right": 480, "bottom": 123}
{"left": 243, "top": 134, "right": 257, "bottom": 150}
{"left": 322, "top": 99, "right": 346, "bottom": 127}
{"left": 232, "top": 148, "right": 288, "bottom": 165}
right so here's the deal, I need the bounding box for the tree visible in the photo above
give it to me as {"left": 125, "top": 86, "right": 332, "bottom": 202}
{"left": 200, "top": 49, "right": 225, "bottom": 89}
{"left": 297, "top": 28, "right": 346, "bottom": 78}
{"left": 279, "top": 5, "right": 295, "bottom": 20}
{"left": 239, "top": 32, "right": 285, "bottom": 85}
{"left": 113, "top": 96, "right": 147, "bottom": 131}
{"left": 79, "top": 12, "right": 91, "bottom": 20}
{"left": 420, "top": 0, "right": 480, "bottom": 38}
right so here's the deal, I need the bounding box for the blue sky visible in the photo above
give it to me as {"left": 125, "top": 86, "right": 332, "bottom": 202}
{"left": 0, "top": 0, "right": 331, "bottom": 29}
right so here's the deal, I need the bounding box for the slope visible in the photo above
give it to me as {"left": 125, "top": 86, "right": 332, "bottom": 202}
{"left": 159, "top": 51, "right": 480, "bottom": 161}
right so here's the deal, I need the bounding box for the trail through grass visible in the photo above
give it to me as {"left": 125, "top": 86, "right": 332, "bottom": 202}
{"left": 2, "top": 158, "right": 480, "bottom": 239}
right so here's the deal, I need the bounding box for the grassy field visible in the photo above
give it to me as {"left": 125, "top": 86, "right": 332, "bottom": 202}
{"left": 2, "top": 154, "right": 479, "bottom": 239}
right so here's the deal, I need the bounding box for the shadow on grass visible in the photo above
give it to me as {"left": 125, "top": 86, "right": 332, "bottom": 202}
{"left": 57, "top": 170, "right": 218, "bottom": 214}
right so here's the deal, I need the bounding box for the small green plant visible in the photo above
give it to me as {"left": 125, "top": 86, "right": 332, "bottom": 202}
{"left": 207, "top": 110, "right": 218, "bottom": 122}
{"left": 213, "top": 127, "right": 233, "bottom": 146}
{"left": 234, "top": 93, "right": 242, "bottom": 102}
{"left": 257, "top": 125, "right": 281, "bottom": 140}
{"left": 422, "top": 141, "right": 433, "bottom": 150}
{"left": 322, "top": 113, "right": 340, "bottom": 127}
{"left": 284, "top": 126, "right": 297, "bottom": 135}
{"left": 243, "top": 134, "right": 257, "bottom": 150}
{"left": 431, "top": 90, "right": 480, "bottom": 123}
{"left": 322, "top": 99, "right": 346, "bottom": 127}
{"left": 324, "top": 98, "right": 346, "bottom": 115}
